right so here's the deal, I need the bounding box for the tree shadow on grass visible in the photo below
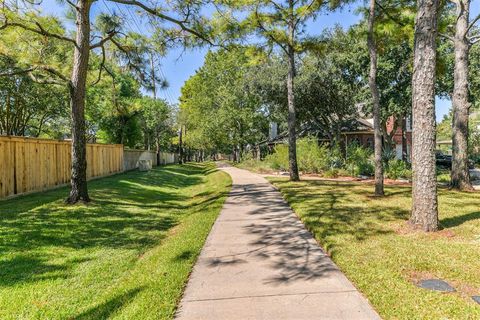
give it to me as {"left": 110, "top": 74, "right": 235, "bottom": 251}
{"left": 0, "top": 163, "right": 218, "bottom": 287}
{"left": 73, "top": 287, "right": 144, "bottom": 320}
{"left": 440, "top": 211, "right": 480, "bottom": 228}
{"left": 269, "top": 180, "right": 410, "bottom": 258}
{"left": 0, "top": 254, "right": 71, "bottom": 286}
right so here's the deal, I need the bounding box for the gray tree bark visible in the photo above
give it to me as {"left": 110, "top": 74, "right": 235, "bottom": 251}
{"left": 66, "top": 0, "right": 91, "bottom": 204}
{"left": 367, "top": 0, "right": 384, "bottom": 196}
{"left": 410, "top": 0, "right": 439, "bottom": 231}
{"left": 178, "top": 125, "right": 184, "bottom": 164}
{"left": 286, "top": 0, "right": 299, "bottom": 181}
{"left": 451, "top": 0, "right": 473, "bottom": 190}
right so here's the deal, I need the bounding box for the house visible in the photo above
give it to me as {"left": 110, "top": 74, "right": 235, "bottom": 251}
{"left": 342, "top": 116, "right": 412, "bottom": 160}
{"left": 258, "top": 115, "right": 412, "bottom": 161}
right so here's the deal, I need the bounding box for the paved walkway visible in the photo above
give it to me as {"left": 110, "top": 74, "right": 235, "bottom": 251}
{"left": 176, "top": 164, "right": 381, "bottom": 320}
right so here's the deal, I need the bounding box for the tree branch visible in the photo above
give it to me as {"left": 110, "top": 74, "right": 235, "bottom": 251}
{"left": 90, "top": 30, "right": 117, "bottom": 49}
{"left": 28, "top": 72, "right": 65, "bottom": 85}
{"left": 0, "top": 18, "right": 77, "bottom": 46}
{"left": 254, "top": 6, "right": 289, "bottom": 55}
{"left": 64, "top": 0, "right": 79, "bottom": 10}
{"left": 110, "top": 37, "right": 146, "bottom": 78}
{"left": 106, "top": 0, "right": 214, "bottom": 45}
{"left": 0, "top": 67, "right": 36, "bottom": 77}
{"left": 0, "top": 64, "right": 69, "bottom": 85}
{"left": 39, "top": 65, "right": 70, "bottom": 82}
{"left": 439, "top": 33, "right": 455, "bottom": 42}
{"left": 375, "top": 0, "right": 406, "bottom": 27}
{"left": 467, "top": 13, "right": 480, "bottom": 33}
{"left": 91, "top": 45, "right": 106, "bottom": 86}
{"left": 471, "top": 35, "right": 480, "bottom": 44}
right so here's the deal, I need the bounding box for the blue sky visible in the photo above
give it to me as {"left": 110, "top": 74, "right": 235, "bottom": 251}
{"left": 41, "top": 1, "right": 480, "bottom": 122}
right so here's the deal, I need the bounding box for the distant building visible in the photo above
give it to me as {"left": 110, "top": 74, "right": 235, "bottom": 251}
{"left": 258, "top": 116, "right": 413, "bottom": 161}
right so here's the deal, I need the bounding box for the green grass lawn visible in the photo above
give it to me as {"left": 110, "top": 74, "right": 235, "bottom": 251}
{"left": 269, "top": 178, "right": 480, "bottom": 319}
{"left": 0, "top": 163, "right": 231, "bottom": 320}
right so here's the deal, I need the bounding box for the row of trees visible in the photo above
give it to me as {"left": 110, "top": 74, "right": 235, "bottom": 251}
{"left": 0, "top": 42, "right": 175, "bottom": 148}
{"left": 179, "top": 0, "right": 480, "bottom": 232}
{"left": 2, "top": 0, "right": 479, "bottom": 232}
{"left": 0, "top": 0, "right": 210, "bottom": 203}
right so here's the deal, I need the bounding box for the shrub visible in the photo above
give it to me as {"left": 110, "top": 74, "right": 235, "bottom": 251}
{"left": 385, "top": 159, "right": 411, "bottom": 180}
{"left": 263, "top": 137, "right": 330, "bottom": 174}
{"left": 328, "top": 145, "right": 345, "bottom": 169}
{"left": 382, "top": 146, "right": 396, "bottom": 164}
{"left": 297, "top": 137, "right": 329, "bottom": 173}
{"left": 264, "top": 144, "right": 289, "bottom": 171}
{"left": 323, "top": 168, "right": 339, "bottom": 178}
{"left": 345, "top": 143, "right": 374, "bottom": 176}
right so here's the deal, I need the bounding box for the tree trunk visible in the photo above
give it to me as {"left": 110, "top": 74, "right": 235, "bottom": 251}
{"left": 66, "top": 0, "right": 91, "bottom": 204}
{"left": 150, "top": 52, "right": 157, "bottom": 100}
{"left": 156, "top": 139, "right": 160, "bottom": 166}
{"left": 367, "top": 0, "right": 384, "bottom": 196}
{"left": 402, "top": 115, "right": 408, "bottom": 161}
{"left": 178, "top": 125, "right": 183, "bottom": 164}
{"left": 410, "top": 0, "right": 439, "bottom": 231}
{"left": 451, "top": 0, "right": 473, "bottom": 190}
{"left": 286, "top": 3, "right": 299, "bottom": 181}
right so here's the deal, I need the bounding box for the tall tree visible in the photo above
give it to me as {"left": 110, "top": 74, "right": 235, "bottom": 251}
{"left": 179, "top": 48, "right": 268, "bottom": 157}
{"left": 442, "top": 0, "right": 480, "bottom": 190}
{"left": 367, "top": 0, "right": 384, "bottom": 196}
{"left": 410, "top": 0, "right": 440, "bottom": 231}
{"left": 1, "top": 1, "right": 212, "bottom": 203}
{"left": 218, "top": 0, "right": 337, "bottom": 181}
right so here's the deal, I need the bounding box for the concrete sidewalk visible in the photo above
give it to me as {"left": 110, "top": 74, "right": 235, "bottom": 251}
{"left": 175, "top": 164, "right": 381, "bottom": 320}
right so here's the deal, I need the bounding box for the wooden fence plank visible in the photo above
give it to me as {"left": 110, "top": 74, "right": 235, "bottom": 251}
{"left": 0, "top": 136, "right": 124, "bottom": 199}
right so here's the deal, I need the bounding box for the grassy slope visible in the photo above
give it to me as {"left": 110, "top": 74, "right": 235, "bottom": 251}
{"left": 0, "top": 163, "right": 231, "bottom": 320}
{"left": 269, "top": 178, "right": 480, "bottom": 319}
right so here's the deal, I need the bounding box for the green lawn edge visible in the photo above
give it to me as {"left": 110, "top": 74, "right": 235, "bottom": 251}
{"left": 268, "top": 177, "right": 480, "bottom": 320}
{"left": 0, "top": 162, "right": 231, "bottom": 320}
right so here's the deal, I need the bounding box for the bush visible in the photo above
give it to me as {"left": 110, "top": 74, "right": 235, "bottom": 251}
{"left": 328, "top": 145, "right": 345, "bottom": 169}
{"left": 345, "top": 143, "right": 374, "bottom": 176}
{"left": 323, "top": 168, "right": 339, "bottom": 178}
{"left": 263, "top": 137, "right": 330, "bottom": 174}
{"left": 264, "top": 144, "right": 289, "bottom": 171}
{"left": 297, "top": 137, "right": 330, "bottom": 173}
{"left": 385, "top": 159, "right": 412, "bottom": 180}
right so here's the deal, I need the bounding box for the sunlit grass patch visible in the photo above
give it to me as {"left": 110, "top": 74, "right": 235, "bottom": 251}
{"left": 269, "top": 178, "right": 480, "bottom": 319}
{"left": 0, "top": 163, "right": 231, "bottom": 320}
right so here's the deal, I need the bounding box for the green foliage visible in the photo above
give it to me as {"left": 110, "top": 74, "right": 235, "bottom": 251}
{"left": 242, "top": 140, "right": 379, "bottom": 177}
{"left": 385, "top": 159, "right": 412, "bottom": 180}
{"left": 237, "top": 152, "right": 273, "bottom": 173}
{"left": 0, "top": 7, "right": 177, "bottom": 148}
{"left": 264, "top": 144, "right": 290, "bottom": 171}
{"left": 328, "top": 145, "right": 345, "bottom": 169}
{"left": 297, "top": 137, "right": 330, "bottom": 173}
{"left": 0, "top": 56, "right": 69, "bottom": 137}
{"left": 323, "top": 168, "right": 340, "bottom": 178}
{"left": 179, "top": 48, "right": 269, "bottom": 154}
{"left": 263, "top": 138, "right": 330, "bottom": 173}
{"left": 345, "top": 143, "right": 374, "bottom": 176}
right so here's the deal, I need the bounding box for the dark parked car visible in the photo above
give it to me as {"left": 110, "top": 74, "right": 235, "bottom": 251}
{"left": 435, "top": 151, "right": 474, "bottom": 169}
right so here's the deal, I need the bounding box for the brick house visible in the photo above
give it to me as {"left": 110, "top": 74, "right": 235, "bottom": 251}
{"left": 258, "top": 115, "right": 412, "bottom": 161}
{"left": 342, "top": 116, "right": 412, "bottom": 160}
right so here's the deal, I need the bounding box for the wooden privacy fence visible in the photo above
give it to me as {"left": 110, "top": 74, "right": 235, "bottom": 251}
{"left": 0, "top": 136, "right": 123, "bottom": 199}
